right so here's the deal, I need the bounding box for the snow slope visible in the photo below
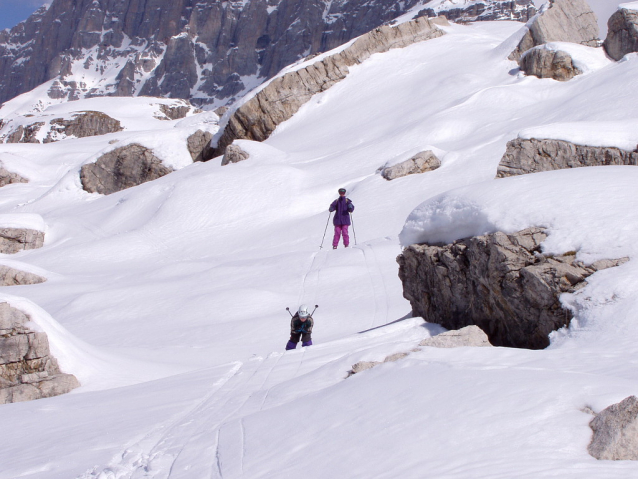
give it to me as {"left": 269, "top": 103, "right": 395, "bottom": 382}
{"left": 0, "top": 18, "right": 638, "bottom": 478}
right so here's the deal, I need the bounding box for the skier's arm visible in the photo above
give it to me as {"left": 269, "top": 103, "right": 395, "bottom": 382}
{"left": 347, "top": 199, "right": 354, "bottom": 213}
{"left": 329, "top": 200, "right": 337, "bottom": 212}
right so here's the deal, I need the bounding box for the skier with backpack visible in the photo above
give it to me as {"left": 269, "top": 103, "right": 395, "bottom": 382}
{"left": 329, "top": 188, "right": 355, "bottom": 249}
{"left": 285, "top": 304, "right": 316, "bottom": 350}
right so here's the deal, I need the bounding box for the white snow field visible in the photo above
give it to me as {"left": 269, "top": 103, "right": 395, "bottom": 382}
{"left": 1, "top": 17, "right": 638, "bottom": 478}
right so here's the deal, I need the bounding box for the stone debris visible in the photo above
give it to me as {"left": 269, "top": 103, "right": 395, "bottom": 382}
{"left": 0, "top": 302, "right": 79, "bottom": 404}
{"left": 381, "top": 151, "right": 441, "bottom": 180}
{"left": 397, "top": 227, "right": 628, "bottom": 349}
{"left": 497, "top": 138, "right": 638, "bottom": 178}
{"left": 80, "top": 143, "right": 173, "bottom": 195}
{"left": 589, "top": 396, "right": 638, "bottom": 460}
{"left": 508, "top": 0, "right": 599, "bottom": 61}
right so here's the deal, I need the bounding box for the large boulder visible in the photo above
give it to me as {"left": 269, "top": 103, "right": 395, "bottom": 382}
{"left": 589, "top": 396, "right": 638, "bottom": 460}
{"left": 397, "top": 227, "right": 627, "bottom": 349}
{"left": 0, "top": 265, "right": 46, "bottom": 286}
{"left": 0, "top": 302, "right": 79, "bottom": 404}
{"left": 187, "top": 130, "right": 214, "bottom": 163}
{"left": 604, "top": 6, "right": 638, "bottom": 61}
{"left": 0, "top": 228, "right": 44, "bottom": 254}
{"left": 210, "top": 16, "right": 446, "bottom": 158}
{"left": 519, "top": 46, "right": 581, "bottom": 81}
{"left": 381, "top": 151, "right": 441, "bottom": 180}
{"left": 508, "top": 0, "right": 599, "bottom": 61}
{"left": 80, "top": 144, "right": 173, "bottom": 195}
{"left": 221, "top": 144, "right": 251, "bottom": 166}
{"left": 497, "top": 138, "right": 638, "bottom": 177}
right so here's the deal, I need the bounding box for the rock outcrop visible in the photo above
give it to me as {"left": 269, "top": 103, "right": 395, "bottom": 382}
{"left": 419, "top": 326, "right": 492, "bottom": 348}
{"left": 0, "top": 265, "right": 46, "bottom": 286}
{"left": 158, "top": 102, "right": 194, "bottom": 121}
{"left": 508, "top": 0, "right": 599, "bottom": 61}
{"left": 397, "top": 227, "right": 627, "bottom": 349}
{"left": 381, "top": 151, "right": 441, "bottom": 180}
{"left": 221, "top": 144, "right": 251, "bottom": 166}
{"left": 45, "top": 111, "right": 123, "bottom": 142}
{"left": 416, "top": 0, "right": 536, "bottom": 23}
{"left": 497, "top": 138, "right": 638, "bottom": 177}
{"left": 80, "top": 144, "right": 173, "bottom": 195}
{"left": 519, "top": 46, "right": 582, "bottom": 81}
{"left": 187, "top": 130, "right": 214, "bottom": 163}
{"left": 348, "top": 352, "right": 410, "bottom": 377}
{"left": 4, "top": 123, "right": 44, "bottom": 144}
{"left": 0, "top": 228, "right": 45, "bottom": 254}
{"left": 0, "top": 166, "right": 28, "bottom": 187}
{"left": 604, "top": 6, "right": 638, "bottom": 61}
{"left": 210, "top": 16, "right": 446, "bottom": 158}
{"left": 589, "top": 396, "right": 638, "bottom": 460}
{"left": 0, "top": 302, "right": 79, "bottom": 404}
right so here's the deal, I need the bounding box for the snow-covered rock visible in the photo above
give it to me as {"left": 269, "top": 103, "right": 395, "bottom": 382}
{"left": 397, "top": 227, "right": 627, "bottom": 349}
{"left": 221, "top": 143, "right": 251, "bottom": 166}
{"left": 0, "top": 228, "right": 44, "bottom": 254}
{"left": 0, "top": 302, "right": 79, "bottom": 404}
{"left": 508, "top": 0, "right": 600, "bottom": 61}
{"left": 604, "top": 3, "right": 638, "bottom": 60}
{"left": 0, "top": 265, "right": 46, "bottom": 287}
{"left": 415, "top": 0, "right": 536, "bottom": 23}
{"left": 589, "top": 395, "right": 638, "bottom": 460}
{"left": 497, "top": 138, "right": 638, "bottom": 177}
{"left": 520, "top": 46, "right": 582, "bottom": 80}
{"left": 419, "top": 325, "right": 492, "bottom": 347}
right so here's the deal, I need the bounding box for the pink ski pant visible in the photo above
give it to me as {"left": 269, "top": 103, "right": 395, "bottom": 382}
{"left": 333, "top": 225, "right": 350, "bottom": 248}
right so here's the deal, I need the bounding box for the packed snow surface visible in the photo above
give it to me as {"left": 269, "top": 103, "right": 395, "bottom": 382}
{"left": 1, "top": 19, "right": 638, "bottom": 479}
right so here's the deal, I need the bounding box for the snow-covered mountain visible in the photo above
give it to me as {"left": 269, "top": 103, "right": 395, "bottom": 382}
{"left": 2, "top": 0, "right": 638, "bottom": 478}
{"left": 0, "top": 0, "right": 536, "bottom": 108}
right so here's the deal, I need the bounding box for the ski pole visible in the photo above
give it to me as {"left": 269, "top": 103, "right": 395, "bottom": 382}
{"left": 350, "top": 213, "right": 357, "bottom": 245}
{"left": 285, "top": 307, "right": 293, "bottom": 317}
{"left": 320, "top": 212, "right": 332, "bottom": 249}
{"left": 311, "top": 304, "right": 319, "bottom": 315}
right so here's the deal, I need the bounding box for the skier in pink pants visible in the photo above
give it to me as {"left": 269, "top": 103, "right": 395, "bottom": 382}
{"left": 329, "top": 188, "right": 355, "bottom": 249}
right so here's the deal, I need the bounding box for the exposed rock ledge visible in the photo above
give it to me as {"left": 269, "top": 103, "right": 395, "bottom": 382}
{"left": 0, "top": 228, "right": 45, "bottom": 254}
{"left": 0, "top": 302, "right": 79, "bottom": 404}
{"left": 397, "top": 227, "right": 627, "bottom": 349}
{"left": 210, "top": 16, "right": 447, "bottom": 159}
{"left": 496, "top": 138, "right": 638, "bottom": 178}
{"left": 0, "top": 265, "right": 46, "bottom": 286}
{"left": 80, "top": 144, "right": 173, "bottom": 195}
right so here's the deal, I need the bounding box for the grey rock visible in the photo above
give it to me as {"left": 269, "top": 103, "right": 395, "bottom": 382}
{"left": 497, "top": 138, "right": 638, "bottom": 177}
{"left": 381, "top": 151, "right": 441, "bottom": 180}
{"left": 158, "top": 102, "right": 193, "bottom": 120}
{"left": 0, "top": 301, "right": 79, "bottom": 404}
{"left": 80, "top": 143, "right": 174, "bottom": 195}
{"left": 509, "top": 0, "right": 599, "bottom": 61}
{"left": 589, "top": 396, "right": 638, "bottom": 460}
{"left": 187, "top": 129, "right": 214, "bottom": 162}
{"left": 4, "top": 122, "right": 45, "bottom": 144}
{"left": 211, "top": 16, "right": 446, "bottom": 158}
{"left": 397, "top": 227, "right": 628, "bottom": 349}
{"left": 221, "top": 144, "right": 250, "bottom": 166}
{"left": 0, "top": 228, "right": 45, "bottom": 254}
{"left": 45, "top": 111, "right": 123, "bottom": 142}
{"left": 0, "top": 265, "right": 46, "bottom": 286}
{"left": 419, "top": 326, "right": 492, "bottom": 348}
{"left": 519, "top": 46, "right": 582, "bottom": 81}
{"left": 0, "top": 166, "right": 28, "bottom": 187}
{"left": 416, "top": 0, "right": 536, "bottom": 23}
{"left": 348, "top": 351, "right": 410, "bottom": 377}
{"left": 604, "top": 7, "right": 638, "bottom": 61}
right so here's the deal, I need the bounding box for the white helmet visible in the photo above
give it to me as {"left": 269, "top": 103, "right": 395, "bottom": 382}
{"left": 298, "top": 304, "right": 309, "bottom": 318}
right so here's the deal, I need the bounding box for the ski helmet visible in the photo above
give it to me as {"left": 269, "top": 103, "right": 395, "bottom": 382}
{"left": 338, "top": 188, "right": 346, "bottom": 194}
{"left": 298, "top": 304, "right": 309, "bottom": 318}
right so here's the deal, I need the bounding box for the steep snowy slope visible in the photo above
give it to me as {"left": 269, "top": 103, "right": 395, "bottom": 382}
{"left": 0, "top": 16, "right": 638, "bottom": 479}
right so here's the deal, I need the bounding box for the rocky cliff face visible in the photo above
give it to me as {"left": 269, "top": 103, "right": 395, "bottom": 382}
{"left": 497, "top": 138, "right": 638, "bottom": 177}
{"left": 211, "top": 16, "right": 446, "bottom": 158}
{"left": 0, "top": 0, "right": 535, "bottom": 108}
{"left": 416, "top": 0, "right": 535, "bottom": 23}
{"left": 397, "top": 227, "right": 626, "bottom": 349}
{"left": 0, "top": 302, "right": 79, "bottom": 404}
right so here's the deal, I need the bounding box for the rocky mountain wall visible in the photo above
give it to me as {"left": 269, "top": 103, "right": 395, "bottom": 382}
{"left": 0, "top": 0, "right": 535, "bottom": 107}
